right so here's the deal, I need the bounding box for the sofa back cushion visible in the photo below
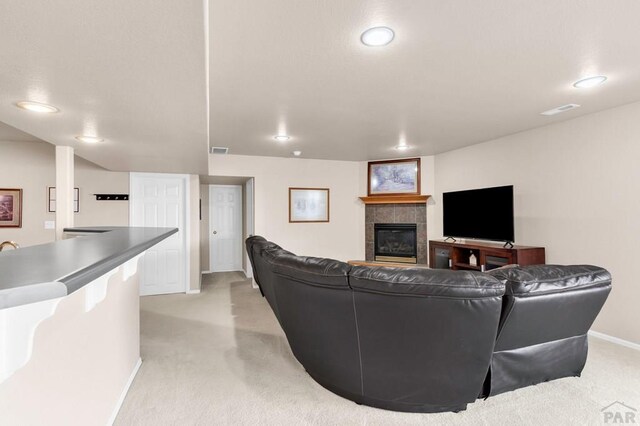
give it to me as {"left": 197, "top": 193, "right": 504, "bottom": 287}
{"left": 349, "top": 266, "right": 505, "bottom": 409}
{"left": 269, "top": 252, "right": 362, "bottom": 396}
{"left": 349, "top": 266, "right": 505, "bottom": 298}
{"left": 247, "top": 238, "right": 289, "bottom": 320}
{"left": 488, "top": 264, "right": 611, "bottom": 297}
{"left": 245, "top": 236, "right": 269, "bottom": 296}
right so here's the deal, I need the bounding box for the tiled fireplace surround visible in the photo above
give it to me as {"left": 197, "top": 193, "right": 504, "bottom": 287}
{"left": 365, "top": 203, "right": 428, "bottom": 264}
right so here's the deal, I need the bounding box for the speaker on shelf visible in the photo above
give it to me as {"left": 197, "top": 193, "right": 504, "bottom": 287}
{"left": 434, "top": 248, "right": 451, "bottom": 269}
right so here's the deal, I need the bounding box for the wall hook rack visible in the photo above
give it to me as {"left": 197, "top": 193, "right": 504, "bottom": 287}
{"left": 94, "top": 194, "right": 129, "bottom": 201}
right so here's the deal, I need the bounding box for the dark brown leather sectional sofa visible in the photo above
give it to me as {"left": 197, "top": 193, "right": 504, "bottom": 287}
{"left": 246, "top": 236, "right": 611, "bottom": 413}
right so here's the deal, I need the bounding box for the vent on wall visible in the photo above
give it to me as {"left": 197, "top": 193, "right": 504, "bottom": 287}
{"left": 540, "top": 104, "right": 581, "bottom": 116}
{"left": 210, "top": 147, "right": 229, "bottom": 154}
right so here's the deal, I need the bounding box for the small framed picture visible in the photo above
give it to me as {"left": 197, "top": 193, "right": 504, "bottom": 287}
{"left": 368, "top": 158, "right": 421, "bottom": 196}
{"left": 0, "top": 188, "right": 23, "bottom": 228}
{"left": 289, "top": 188, "right": 330, "bottom": 223}
{"left": 48, "top": 187, "right": 80, "bottom": 213}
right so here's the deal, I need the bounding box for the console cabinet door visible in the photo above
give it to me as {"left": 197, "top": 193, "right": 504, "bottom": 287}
{"left": 481, "top": 249, "right": 514, "bottom": 271}
{"left": 429, "top": 243, "right": 452, "bottom": 269}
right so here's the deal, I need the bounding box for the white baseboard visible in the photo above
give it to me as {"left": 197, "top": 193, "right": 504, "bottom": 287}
{"left": 201, "top": 270, "right": 213, "bottom": 274}
{"left": 108, "top": 357, "right": 142, "bottom": 426}
{"left": 589, "top": 330, "right": 640, "bottom": 352}
{"left": 186, "top": 289, "right": 201, "bottom": 294}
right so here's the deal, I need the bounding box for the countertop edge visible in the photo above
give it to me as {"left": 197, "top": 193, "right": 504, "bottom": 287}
{"left": 0, "top": 227, "right": 178, "bottom": 310}
{"left": 61, "top": 228, "right": 178, "bottom": 293}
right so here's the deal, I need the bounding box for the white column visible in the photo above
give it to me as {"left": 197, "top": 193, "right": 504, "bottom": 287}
{"left": 55, "top": 146, "right": 74, "bottom": 240}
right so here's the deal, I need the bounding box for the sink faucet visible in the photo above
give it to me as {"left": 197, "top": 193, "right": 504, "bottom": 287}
{"left": 0, "top": 241, "right": 19, "bottom": 251}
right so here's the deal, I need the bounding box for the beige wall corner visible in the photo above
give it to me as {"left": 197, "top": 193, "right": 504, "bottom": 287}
{"left": 0, "top": 141, "right": 129, "bottom": 247}
{"left": 432, "top": 100, "right": 640, "bottom": 345}
{"left": 74, "top": 157, "right": 129, "bottom": 228}
{"left": 209, "top": 154, "right": 365, "bottom": 261}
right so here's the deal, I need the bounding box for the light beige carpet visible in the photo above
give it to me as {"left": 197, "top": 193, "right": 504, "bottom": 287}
{"left": 116, "top": 272, "right": 640, "bottom": 425}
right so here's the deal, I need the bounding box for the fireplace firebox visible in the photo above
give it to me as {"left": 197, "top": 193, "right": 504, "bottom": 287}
{"left": 374, "top": 223, "right": 417, "bottom": 263}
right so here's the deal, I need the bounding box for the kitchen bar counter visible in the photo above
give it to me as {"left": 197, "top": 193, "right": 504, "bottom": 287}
{"left": 0, "top": 227, "right": 177, "bottom": 309}
{"left": 0, "top": 226, "right": 177, "bottom": 424}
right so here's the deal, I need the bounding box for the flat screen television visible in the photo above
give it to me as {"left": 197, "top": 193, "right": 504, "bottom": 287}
{"left": 443, "top": 185, "right": 514, "bottom": 243}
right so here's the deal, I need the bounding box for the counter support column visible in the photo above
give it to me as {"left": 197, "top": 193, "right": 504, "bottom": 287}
{"left": 55, "top": 146, "right": 74, "bottom": 240}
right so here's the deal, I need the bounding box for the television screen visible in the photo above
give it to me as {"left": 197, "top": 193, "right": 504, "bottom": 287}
{"left": 443, "top": 185, "right": 514, "bottom": 243}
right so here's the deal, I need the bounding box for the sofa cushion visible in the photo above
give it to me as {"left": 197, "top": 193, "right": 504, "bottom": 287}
{"left": 270, "top": 251, "right": 351, "bottom": 289}
{"left": 487, "top": 264, "right": 611, "bottom": 297}
{"left": 350, "top": 266, "right": 504, "bottom": 298}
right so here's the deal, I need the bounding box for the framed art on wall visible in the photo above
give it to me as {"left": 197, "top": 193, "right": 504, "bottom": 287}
{"left": 48, "top": 187, "right": 80, "bottom": 213}
{"left": 368, "top": 158, "right": 421, "bottom": 196}
{"left": 0, "top": 188, "right": 23, "bottom": 228}
{"left": 289, "top": 188, "right": 330, "bottom": 223}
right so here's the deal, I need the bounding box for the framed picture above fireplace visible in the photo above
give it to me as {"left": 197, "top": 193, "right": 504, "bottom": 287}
{"left": 289, "top": 188, "right": 330, "bottom": 223}
{"left": 368, "top": 158, "right": 421, "bottom": 196}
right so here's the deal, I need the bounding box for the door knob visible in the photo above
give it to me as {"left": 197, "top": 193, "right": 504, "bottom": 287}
{"left": 213, "top": 230, "right": 217, "bottom": 235}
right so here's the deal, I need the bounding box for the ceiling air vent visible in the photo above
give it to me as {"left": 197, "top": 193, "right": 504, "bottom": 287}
{"left": 540, "top": 104, "right": 581, "bottom": 116}
{"left": 210, "top": 147, "right": 229, "bottom": 154}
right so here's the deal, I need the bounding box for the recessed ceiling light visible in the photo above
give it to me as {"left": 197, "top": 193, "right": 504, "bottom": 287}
{"left": 540, "top": 104, "right": 581, "bottom": 116}
{"left": 361, "top": 26, "right": 395, "bottom": 47}
{"left": 573, "top": 75, "right": 607, "bottom": 89}
{"left": 15, "top": 101, "right": 59, "bottom": 113}
{"left": 75, "top": 135, "right": 103, "bottom": 143}
{"left": 292, "top": 151, "right": 302, "bottom": 157}
{"left": 274, "top": 135, "right": 290, "bottom": 141}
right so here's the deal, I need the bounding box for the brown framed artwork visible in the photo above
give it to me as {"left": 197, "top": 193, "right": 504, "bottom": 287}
{"left": 0, "top": 188, "right": 23, "bottom": 228}
{"left": 367, "top": 158, "right": 421, "bottom": 196}
{"left": 289, "top": 188, "right": 330, "bottom": 223}
{"left": 48, "top": 187, "right": 79, "bottom": 213}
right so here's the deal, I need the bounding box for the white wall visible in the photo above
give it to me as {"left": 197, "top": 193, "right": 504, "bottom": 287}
{"left": 209, "top": 155, "right": 366, "bottom": 261}
{"left": 0, "top": 140, "right": 129, "bottom": 247}
{"left": 209, "top": 154, "right": 436, "bottom": 263}
{"left": 430, "top": 100, "right": 640, "bottom": 345}
{"left": 75, "top": 156, "right": 129, "bottom": 228}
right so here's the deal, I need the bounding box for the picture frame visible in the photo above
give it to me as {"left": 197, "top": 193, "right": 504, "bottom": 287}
{"left": 48, "top": 187, "right": 80, "bottom": 213}
{"left": 367, "top": 158, "right": 421, "bottom": 196}
{"left": 289, "top": 188, "right": 330, "bottom": 223}
{"left": 0, "top": 188, "right": 23, "bottom": 228}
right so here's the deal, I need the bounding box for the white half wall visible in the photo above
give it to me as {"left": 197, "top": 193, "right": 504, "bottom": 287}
{"left": 0, "top": 258, "right": 142, "bottom": 425}
{"left": 430, "top": 100, "right": 640, "bottom": 345}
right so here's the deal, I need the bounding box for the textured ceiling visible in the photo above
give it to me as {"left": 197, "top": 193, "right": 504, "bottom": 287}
{"left": 209, "top": 0, "right": 640, "bottom": 160}
{"left": 2, "top": 1, "right": 640, "bottom": 171}
{"left": 0, "top": 120, "right": 41, "bottom": 143}
{"left": 0, "top": 0, "right": 208, "bottom": 173}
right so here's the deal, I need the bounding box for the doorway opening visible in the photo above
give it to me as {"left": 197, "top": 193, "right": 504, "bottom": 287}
{"left": 200, "top": 176, "right": 255, "bottom": 278}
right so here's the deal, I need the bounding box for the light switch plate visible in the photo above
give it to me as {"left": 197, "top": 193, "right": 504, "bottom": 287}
{"left": 44, "top": 221, "right": 55, "bottom": 229}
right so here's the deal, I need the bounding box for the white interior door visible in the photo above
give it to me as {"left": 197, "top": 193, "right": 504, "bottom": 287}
{"left": 130, "top": 173, "right": 188, "bottom": 296}
{"left": 210, "top": 185, "right": 242, "bottom": 272}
